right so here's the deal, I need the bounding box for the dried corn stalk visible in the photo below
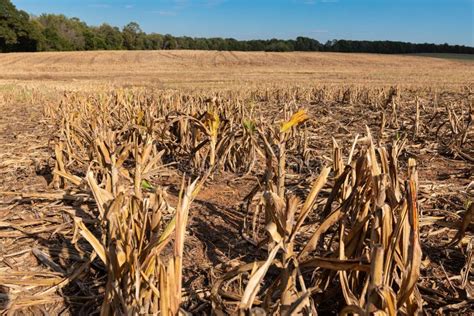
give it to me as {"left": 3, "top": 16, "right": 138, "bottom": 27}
{"left": 214, "top": 130, "right": 423, "bottom": 315}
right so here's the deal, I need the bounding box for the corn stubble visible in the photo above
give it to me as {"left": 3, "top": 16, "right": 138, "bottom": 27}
{"left": 50, "top": 91, "right": 203, "bottom": 314}
{"left": 216, "top": 115, "right": 423, "bottom": 315}
{"left": 31, "top": 86, "right": 472, "bottom": 314}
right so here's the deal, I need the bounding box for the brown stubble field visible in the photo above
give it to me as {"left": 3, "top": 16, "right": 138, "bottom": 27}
{"left": 0, "top": 50, "right": 473, "bottom": 315}
{"left": 0, "top": 50, "right": 473, "bottom": 89}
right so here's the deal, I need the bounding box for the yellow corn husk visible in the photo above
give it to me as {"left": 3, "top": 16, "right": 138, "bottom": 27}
{"left": 280, "top": 109, "right": 309, "bottom": 133}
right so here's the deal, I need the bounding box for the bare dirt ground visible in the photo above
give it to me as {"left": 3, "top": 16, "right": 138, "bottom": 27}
{"left": 0, "top": 100, "right": 67, "bottom": 313}
{"left": 0, "top": 51, "right": 473, "bottom": 314}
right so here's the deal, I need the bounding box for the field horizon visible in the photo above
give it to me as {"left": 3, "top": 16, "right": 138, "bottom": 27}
{"left": 1, "top": 50, "right": 473, "bottom": 90}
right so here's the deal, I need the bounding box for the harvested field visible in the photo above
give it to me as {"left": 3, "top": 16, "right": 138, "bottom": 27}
{"left": 0, "top": 50, "right": 473, "bottom": 89}
{"left": 0, "top": 51, "right": 473, "bottom": 315}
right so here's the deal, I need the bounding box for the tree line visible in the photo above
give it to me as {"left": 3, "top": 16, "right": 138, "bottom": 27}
{"left": 1, "top": 0, "right": 473, "bottom": 54}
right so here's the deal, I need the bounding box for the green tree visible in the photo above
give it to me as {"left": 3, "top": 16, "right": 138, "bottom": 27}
{"left": 123, "top": 22, "right": 144, "bottom": 50}
{"left": 265, "top": 39, "right": 293, "bottom": 52}
{"left": 3, "top": 0, "right": 474, "bottom": 55}
{"left": 163, "top": 34, "right": 177, "bottom": 49}
{"left": 0, "top": 0, "right": 41, "bottom": 52}
{"left": 295, "top": 36, "right": 321, "bottom": 51}
{"left": 96, "top": 23, "right": 123, "bottom": 50}
{"left": 83, "top": 28, "right": 106, "bottom": 50}
{"left": 34, "top": 14, "right": 87, "bottom": 51}
{"left": 193, "top": 38, "right": 209, "bottom": 50}
{"left": 176, "top": 36, "right": 193, "bottom": 49}
{"left": 144, "top": 33, "right": 163, "bottom": 50}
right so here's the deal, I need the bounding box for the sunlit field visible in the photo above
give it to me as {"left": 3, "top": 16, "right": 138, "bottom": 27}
{"left": 0, "top": 50, "right": 472, "bottom": 314}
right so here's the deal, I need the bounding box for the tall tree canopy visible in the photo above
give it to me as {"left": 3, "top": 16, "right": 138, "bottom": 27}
{"left": 0, "top": 0, "right": 473, "bottom": 54}
{"left": 0, "top": 0, "right": 41, "bottom": 52}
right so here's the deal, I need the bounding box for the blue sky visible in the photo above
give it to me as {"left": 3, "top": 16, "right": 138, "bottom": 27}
{"left": 12, "top": 0, "right": 474, "bottom": 46}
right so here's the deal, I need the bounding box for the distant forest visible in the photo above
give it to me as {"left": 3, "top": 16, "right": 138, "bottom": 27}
{"left": 1, "top": 0, "right": 473, "bottom": 54}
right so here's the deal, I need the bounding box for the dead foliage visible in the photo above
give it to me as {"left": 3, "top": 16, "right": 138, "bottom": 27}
{"left": 0, "top": 85, "right": 472, "bottom": 314}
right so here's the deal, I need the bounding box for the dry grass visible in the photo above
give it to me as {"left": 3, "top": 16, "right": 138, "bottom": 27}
{"left": 0, "top": 52, "right": 473, "bottom": 315}
{"left": 0, "top": 50, "right": 473, "bottom": 89}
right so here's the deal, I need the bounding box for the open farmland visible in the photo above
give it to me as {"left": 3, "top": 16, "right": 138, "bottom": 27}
{"left": 0, "top": 51, "right": 473, "bottom": 315}
{"left": 0, "top": 50, "right": 473, "bottom": 89}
